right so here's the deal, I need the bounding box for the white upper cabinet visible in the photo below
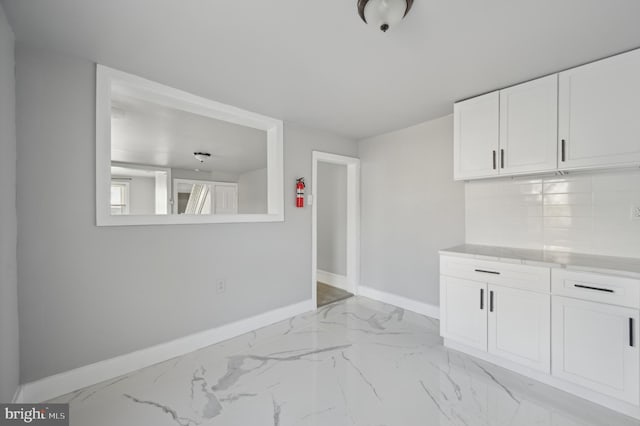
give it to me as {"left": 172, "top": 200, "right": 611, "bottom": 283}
{"left": 454, "top": 91, "right": 500, "bottom": 180}
{"left": 454, "top": 48, "right": 640, "bottom": 180}
{"left": 499, "top": 75, "right": 558, "bottom": 175}
{"left": 558, "top": 49, "right": 640, "bottom": 169}
{"left": 454, "top": 76, "right": 558, "bottom": 180}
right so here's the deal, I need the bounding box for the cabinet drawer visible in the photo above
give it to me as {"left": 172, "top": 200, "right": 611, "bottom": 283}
{"left": 552, "top": 269, "right": 640, "bottom": 309}
{"left": 440, "top": 255, "right": 550, "bottom": 293}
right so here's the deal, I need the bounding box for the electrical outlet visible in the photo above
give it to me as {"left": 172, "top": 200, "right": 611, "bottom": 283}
{"left": 216, "top": 279, "right": 226, "bottom": 294}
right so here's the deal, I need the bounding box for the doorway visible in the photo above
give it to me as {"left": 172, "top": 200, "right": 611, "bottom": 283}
{"left": 311, "top": 151, "right": 360, "bottom": 308}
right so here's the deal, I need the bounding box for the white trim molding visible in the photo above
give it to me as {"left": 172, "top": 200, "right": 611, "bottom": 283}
{"left": 17, "top": 299, "right": 313, "bottom": 403}
{"left": 96, "top": 64, "right": 284, "bottom": 226}
{"left": 358, "top": 285, "right": 440, "bottom": 320}
{"left": 316, "top": 269, "right": 349, "bottom": 292}
{"left": 311, "top": 151, "right": 361, "bottom": 308}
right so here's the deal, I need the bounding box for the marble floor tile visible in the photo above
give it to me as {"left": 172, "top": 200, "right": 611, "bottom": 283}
{"left": 50, "top": 297, "right": 639, "bottom": 426}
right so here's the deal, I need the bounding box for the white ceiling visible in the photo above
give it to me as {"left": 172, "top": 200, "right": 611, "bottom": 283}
{"left": 3, "top": 0, "right": 640, "bottom": 139}
{"left": 111, "top": 92, "right": 267, "bottom": 174}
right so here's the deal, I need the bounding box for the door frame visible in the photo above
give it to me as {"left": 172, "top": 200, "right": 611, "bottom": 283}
{"left": 311, "top": 151, "right": 360, "bottom": 308}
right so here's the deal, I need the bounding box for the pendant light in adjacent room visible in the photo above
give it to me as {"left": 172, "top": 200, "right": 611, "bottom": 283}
{"left": 358, "top": 0, "right": 414, "bottom": 32}
{"left": 193, "top": 152, "right": 211, "bottom": 163}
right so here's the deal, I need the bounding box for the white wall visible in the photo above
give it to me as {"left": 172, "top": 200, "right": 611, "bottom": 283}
{"left": 317, "top": 162, "right": 347, "bottom": 276}
{"left": 238, "top": 167, "right": 267, "bottom": 214}
{"left": 0, "top": 2, "right": 19, "bottom": 403}
{"left": 15, "top": 46, "right": 359, "bottom": 383}
{"left": 466, "top": 169, "right": 640, "bottom": 258}
{"left": 358, "top": 115, "right": 465, "bottom": 306}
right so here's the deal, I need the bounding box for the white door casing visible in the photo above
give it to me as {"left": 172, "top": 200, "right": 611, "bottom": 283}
{"left": 311, "top": 151, "right": 360, "bottom": 308}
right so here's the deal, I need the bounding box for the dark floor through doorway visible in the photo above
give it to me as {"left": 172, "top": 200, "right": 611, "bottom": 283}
{"left": 317, "top": 282, "right": 353, "bottom": 307}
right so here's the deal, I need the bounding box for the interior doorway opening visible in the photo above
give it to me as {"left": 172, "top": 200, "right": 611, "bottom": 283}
{"left": 311, "top": 151, "right": 360, "bottom": 308}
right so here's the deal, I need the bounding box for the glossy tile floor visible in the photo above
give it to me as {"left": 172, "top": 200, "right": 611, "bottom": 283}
{"left": 51, "top": 297, "right": 638, "bottom": 426}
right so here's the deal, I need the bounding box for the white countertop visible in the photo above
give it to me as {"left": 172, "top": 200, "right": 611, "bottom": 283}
{"left": 439, "top": 244, "right": 640, "bottom": 278}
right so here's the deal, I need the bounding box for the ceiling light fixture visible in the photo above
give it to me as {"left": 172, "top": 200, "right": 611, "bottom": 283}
{"left": 193, "top": 152, "right": 211, "bottom": 163}
{"left": 357, "top": 0, "right": 414, "bottom": 32}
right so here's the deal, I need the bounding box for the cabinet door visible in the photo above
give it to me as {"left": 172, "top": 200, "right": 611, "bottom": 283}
{"left": 454, "top": 91, "right": 500, "bottom": 180}
{"left": 559, "top": 49, "right": 640, "bottom": 169}
{"left": 499, "top": 75, "right": 558, "bottom": 175}
{"left": 488, "top": 285, "right": 550, "bottom": 373}
{"left": 440, "top": 276, "right": 487, "bottom": 351}
{"left": 552, "top": 296, "right": 639, "bottom": 404}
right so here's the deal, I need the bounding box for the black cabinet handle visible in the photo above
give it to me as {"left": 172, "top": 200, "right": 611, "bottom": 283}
{"left": 492, "top": 150, "right": 497, "bottom": 170}
{"left": 574, "top": 284, "right": 614, "bottom": 293}
{"left": 480, "top": 288, "right": 484, "bottom": 310}
{"left": 500, "top": 149, "right": 505, "bottom": 169}
{"left": 630, "top": 318, "right": 634, "bottom": 347}
{"left": 489, "top": 291, "right": 494, "bottom": 312}
{"left": 561, "top": 139, "right": 566, "bottom": 162}
{"left": 474, "top": 269, "right": 500, "bottom": 275}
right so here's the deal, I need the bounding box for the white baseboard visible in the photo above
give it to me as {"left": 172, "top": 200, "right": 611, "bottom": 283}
{"left": 357, "top": 285, "right": 440, "bottom": 320}
{"left": 317, "top": 269, "right": 349, "bottom": 292}
{"left": 17, "top": 299, "right": 314, "bottom": 403}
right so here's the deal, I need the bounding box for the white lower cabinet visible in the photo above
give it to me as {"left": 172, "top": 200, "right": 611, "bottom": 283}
{"left": 488, "top": 285, "right": 550, "bottom": 373}
{"left": 440, "top": 254, "right": 640, "bottom": 418}
{"left": 440, "top": 276, "right": 487, "bottom": 351}
{"left": 440, "top": 269, "right": 550, "bottom": 371}
{"left": 552, "top": 295, "right": 640, "bottom": 404}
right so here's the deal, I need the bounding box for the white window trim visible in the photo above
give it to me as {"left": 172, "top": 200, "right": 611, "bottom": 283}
{"left": 110, "top": 180, "right": 130, "bottom": 215}
{"left": 96, "top": 64, "right": 284, "bottom": 226}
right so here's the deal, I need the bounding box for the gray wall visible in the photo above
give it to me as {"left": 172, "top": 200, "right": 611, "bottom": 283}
{"left": 358, "top": 115, "right": 465, "bottom": 306}
{"left": 15, "top": 45, "right": 358, "bottom": 383}
{"left": 0, "top": 2, "right": 19, "bottom": 403}
{"left": 317, "top": 162, "right": 347, "bottom": 276}
{"left": 238, "top": 168, "right": 267, "bottom": 214}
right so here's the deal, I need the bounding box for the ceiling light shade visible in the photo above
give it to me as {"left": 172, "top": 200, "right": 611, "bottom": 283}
{"left": 358, "top": 0, "right": 414, "bottom": 32}
{"left": 193, "top": 152, "right": 211, "bottom": 163}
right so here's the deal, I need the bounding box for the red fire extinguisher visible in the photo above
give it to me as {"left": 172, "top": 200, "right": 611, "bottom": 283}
{"left": 296, "top": 177, "right": 305, "bottom": 208}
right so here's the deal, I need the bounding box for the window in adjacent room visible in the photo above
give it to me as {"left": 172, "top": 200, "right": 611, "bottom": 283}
{"left": 110, "top": 181, "right": 130, "bottom": 215}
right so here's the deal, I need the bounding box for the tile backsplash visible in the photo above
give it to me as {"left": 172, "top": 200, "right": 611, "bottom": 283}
{"left": 465, "top": 169, "right": 640, "bottom": 258}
